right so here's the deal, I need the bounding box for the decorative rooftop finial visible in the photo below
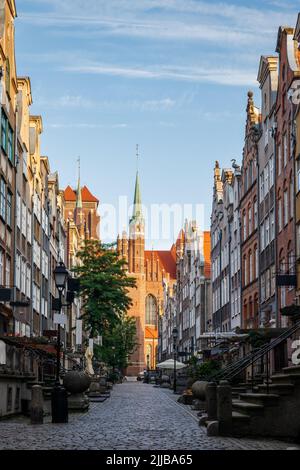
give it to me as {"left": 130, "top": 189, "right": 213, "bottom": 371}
{"left": 136, "top": 144, "right": 139, "bottom": 172}
{"left": 76, "top": 156, "right": 82, "bottom": 210}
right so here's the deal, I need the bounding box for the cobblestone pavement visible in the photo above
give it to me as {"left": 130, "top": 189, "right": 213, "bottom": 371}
{"left": 0, "top": 382, "right": 299, "bottom": 450}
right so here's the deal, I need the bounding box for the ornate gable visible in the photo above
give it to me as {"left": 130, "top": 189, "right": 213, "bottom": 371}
{"left": 257, "top": 56, "right": 278, "bottom": 88}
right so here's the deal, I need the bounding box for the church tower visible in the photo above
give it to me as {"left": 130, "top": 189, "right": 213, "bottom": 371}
{"left": 128, "top": 171, "right": 145, "bottom": 273}
{"left": 124, "top": 147, "right": 177, "bottom": 375}
{"left": 125, "top": 164, "right": 147, "bottom": 376}
{"left": 75, "top": 159, "right": 85, "bottom": 239}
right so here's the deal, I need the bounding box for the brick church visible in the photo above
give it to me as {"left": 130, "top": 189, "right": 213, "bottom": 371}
{"left": 117, "top": 171, "right": 177, "bottom": 376}
{"left": 63, "top": 180, "right": 100, "bottom": 241}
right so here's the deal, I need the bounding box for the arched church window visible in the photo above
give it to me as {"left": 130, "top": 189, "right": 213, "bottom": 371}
{"left": 145, "top": 294, "right": 157, "bottom": 326}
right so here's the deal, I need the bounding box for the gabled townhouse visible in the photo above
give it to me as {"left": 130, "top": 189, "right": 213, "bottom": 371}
{"left": 257, "top": 56, "right": 278, "bottom": 327}
{"left": 240, "top": 92, "right": 260, "bottom": 330}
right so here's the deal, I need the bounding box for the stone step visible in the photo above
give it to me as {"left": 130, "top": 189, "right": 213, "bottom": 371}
{"left": 271, "top": 373, "right": 300, "bottom": 384}
{"left": 239, "top": 393, "right": 279, "bottom": 406}
{"left": 282, "top": 365, "right": 300, "bottom": 374}
{"left": 232, "top": 411, "right": 251, "bottom": 422}
{"left": 89, "top": 396, "right": 108, "bottom": 403}
{"left": 232, "top": 400, "right": 264, "bottom": 415}
{"left": 258, "top": 383, "right": 295, "bottom": 396}
{"left": 232, "top": 387, "right": 248, "bottom": 393}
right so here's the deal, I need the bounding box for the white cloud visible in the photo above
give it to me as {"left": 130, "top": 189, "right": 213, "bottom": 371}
{"left": 47, "top": 123, "right": 127, "bottom": 129}
{"left": 200, "top": 110, "right": 243, "bottom": 122}
{"left": 18, "top": 12, "right": 276, "bottom": 46}
{"left": 62, "top": 63, "right": 257, "bottom": 87}
{"left": 35, "top": 95, "right": 94, "bottom": 109}
{"left": 19, "top": 0, "right": 299, "bottom": 46}
{"left": 34, "top": 94, "right": 177, "bottom": 112}
{"left": 132, "top": 98, "right": 176, "bottom": 110}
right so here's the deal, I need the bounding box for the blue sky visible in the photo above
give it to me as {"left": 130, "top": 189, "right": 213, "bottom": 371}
{"left": 15, "top": 0, "right": 300, "bottom": 248}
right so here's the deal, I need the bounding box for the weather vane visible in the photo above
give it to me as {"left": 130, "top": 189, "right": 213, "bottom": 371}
{"left": 136, "top": 144, "right": 139, "bottom": 172}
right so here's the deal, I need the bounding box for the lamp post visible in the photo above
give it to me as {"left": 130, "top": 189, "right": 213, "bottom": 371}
{"left": 51, "top": 261, "right": 69, "bottom": 424}
{"left": 54, "top": 262, "right": 69, "bottom": 382}
{"left": 172, "top": 327, "right": 178, "bottom": 394}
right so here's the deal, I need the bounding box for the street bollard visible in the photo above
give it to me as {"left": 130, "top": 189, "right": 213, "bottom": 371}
{"left": 30, "top": 385, "right": 44, "bottom": 425}
{"left": 217, "top": 380, "right": 232, "bottom": 436}
{"left": 51, "top": 383, "right": 68, "bottom": 423}
{"left": 207, "top": 382, "right": 217, "bottom": 421}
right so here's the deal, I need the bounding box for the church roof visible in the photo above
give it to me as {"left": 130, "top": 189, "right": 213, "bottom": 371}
{"left": 81, "top": 186, "right": 99, "bottom": 203}
{"left": 64, "top": 185, "right": 76, "bottom": 201}
{"left": 145, "top": 250, "right": 177, "bottom": 280}
{"left": 64, "top": 185, "right": 99, "bottom": 203}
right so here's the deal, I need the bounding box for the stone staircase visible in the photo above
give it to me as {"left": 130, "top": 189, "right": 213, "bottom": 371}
{"left": 231, "top": 364, "right": 300, "bottom": 439}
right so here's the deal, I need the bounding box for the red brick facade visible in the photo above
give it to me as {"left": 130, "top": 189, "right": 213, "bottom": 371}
{"left": 240, "top": 92, "right": 260, "bottom": 329}
{"left": 63, "top": 185, "right": 100, "bottom": 240}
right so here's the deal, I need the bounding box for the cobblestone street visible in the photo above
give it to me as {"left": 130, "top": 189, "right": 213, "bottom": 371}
{"left": 0, "top": 382, "right": 298, "bottom": 450}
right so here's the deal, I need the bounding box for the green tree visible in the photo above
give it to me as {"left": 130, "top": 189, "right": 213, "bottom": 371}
{"left": 95, "top": 314, "right": 138, "bottom": 371}
{"left": 187, "top": 358, "right": 221, "bottom": 382}
{"left": 73, "top": 239, "right": 136, "bottom": 338}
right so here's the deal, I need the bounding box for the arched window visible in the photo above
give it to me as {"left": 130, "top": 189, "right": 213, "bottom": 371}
{"left": 244, "top": 167, "right": 248, "bottom": 193}
{"left": 254, "top": 293, "right": 259, "bottom": 318}
{"left": 243, "top": 210, "right": 247, "bottom": 241}
{"left": 243, "top": 300, "right": 248, "bottom": 324}
{"left": 278, "top": 189, "right": 283, "bottom": 232}
{"left": 253, "top": 198, "right": 258, "bottom": 229}
{"left": 287, "top": 241, "right": 294, "bottom": 276}
{"left": 289, "top": 174, "right": 294, "bottom": 221}
{"left": 249, "top": 161, "right": 253, "bottom": 186}
{"left": 243, "top": 255, "right": 247, "bottom": 287}
{"left": 283, "top": 180, "right": 288, "bottom": 226}
{"left": 248, "top": 203, "right": 252, "bottom": 235}
{"left": 145, "top": 295, "right": 157, "bottom": 326}
{"left": 249, "top": 250, "right": 253, "bottom": 283}
{"left": 254, "top": 244, "right": 258, "bottom": 279}
{"left": 249, "top": 296, "right": 253, "bottom": 319}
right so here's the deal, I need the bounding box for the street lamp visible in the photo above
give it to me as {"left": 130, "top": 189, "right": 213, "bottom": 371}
{"left": 52, "top": 261, "right": 69, "bottom": 424}
{"left": 172, "top": 327, "right": 178, "bottom": 394}
{"left": 53, "top": 262, "right": 69, "bottom": 382}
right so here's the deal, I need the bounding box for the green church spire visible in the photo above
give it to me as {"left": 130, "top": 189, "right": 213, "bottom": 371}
{"left": 131, "top": 171, "right": 142, "bottom": 222}
{"left": 130, "top": 145, "right": 143, "bottom": 224}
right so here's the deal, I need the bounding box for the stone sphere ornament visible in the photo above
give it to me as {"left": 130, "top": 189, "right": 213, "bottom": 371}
{"left": 63, "top": 370, "right": 92, "bottom": 394}
{"left": 191, "top": 381, "right": 209, "bottom": 400}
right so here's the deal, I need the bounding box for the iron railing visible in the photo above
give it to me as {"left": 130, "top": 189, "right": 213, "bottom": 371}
{"left": 202, "top": 319, "right": 300, "bottom": 390}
